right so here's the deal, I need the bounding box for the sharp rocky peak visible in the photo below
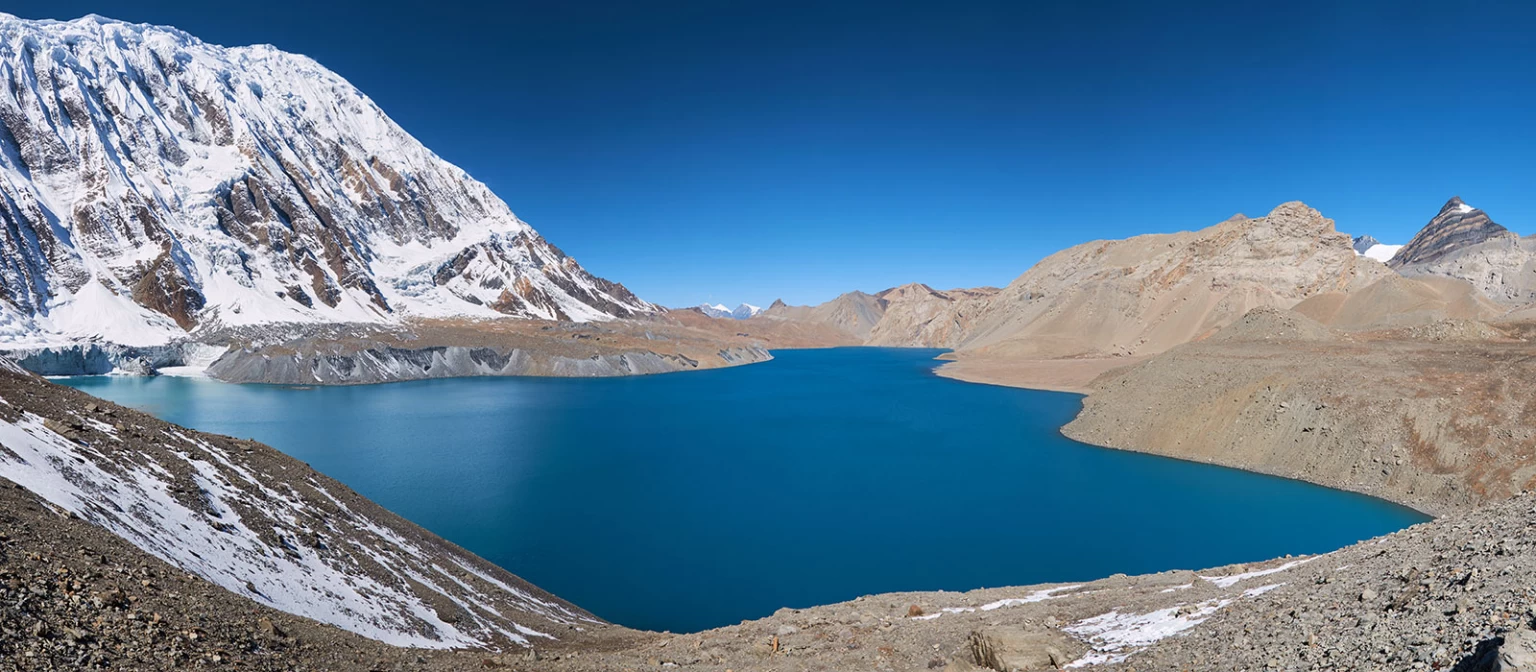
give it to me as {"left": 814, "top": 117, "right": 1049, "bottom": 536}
{"left": 1390, "top": 196, "right": 1510, "bottom": 268}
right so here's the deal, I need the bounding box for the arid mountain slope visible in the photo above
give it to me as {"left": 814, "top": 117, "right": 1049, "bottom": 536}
{"left": 1291, "top": 273, "right": 1501, "bottom": 331}
{"left": 1063, "top": 307, "right": 1536, "bottom": 516}
{"left": 954, "top": 202, "right": 1390, "bottom": 359}
{"left": 766, "top": 202, "right": 1392, "bottom": 362}
{"left": 863, "top": 284, "right": 1000, "bottom": 347}
{"left": 758, "top": 291, "right": 889, "bottom": 340}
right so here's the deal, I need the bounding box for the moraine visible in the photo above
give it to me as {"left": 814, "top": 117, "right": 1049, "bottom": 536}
{"left": 61, "top": 347, "right": 1427, "bottom": 633}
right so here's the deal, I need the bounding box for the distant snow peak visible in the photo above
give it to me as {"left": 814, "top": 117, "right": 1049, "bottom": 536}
{"left": 0, "top": 13, "right": 655, "bottom": 348}
{"left": 695, "top": 302, "right": 762, "bottom": 320}
{"left": 698, "top": 304, "right": 734, "bottom": 318}
{"left": 1457, "top": 202, "right": 1476, "bottom": 214}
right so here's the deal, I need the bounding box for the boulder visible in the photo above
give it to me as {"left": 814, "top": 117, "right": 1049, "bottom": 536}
{"left": 969, "top": 627, "right": 1084, "bottom": 671}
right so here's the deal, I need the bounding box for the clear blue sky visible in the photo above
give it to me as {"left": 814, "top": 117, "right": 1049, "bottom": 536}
{"left": 11, "top": 2, "right": 1536, "bottom": 307}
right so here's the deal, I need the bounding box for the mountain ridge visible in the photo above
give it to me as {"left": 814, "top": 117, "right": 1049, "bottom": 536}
{"left": 0, "top": 13, "right": 655, "bottom": 350}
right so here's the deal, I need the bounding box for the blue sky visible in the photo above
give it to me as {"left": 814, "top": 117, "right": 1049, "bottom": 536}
{"left": 10, "top": 2, "right": 1536, "bottom": 307}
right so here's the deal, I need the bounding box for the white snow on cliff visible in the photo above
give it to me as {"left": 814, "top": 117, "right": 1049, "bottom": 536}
{"left": 0, "top": 13, "right": 655, "bottom": 348}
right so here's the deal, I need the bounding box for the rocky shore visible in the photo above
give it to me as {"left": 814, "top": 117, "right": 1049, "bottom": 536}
{"left": 7, "top": 309, "right": 1536, "bottom": 670}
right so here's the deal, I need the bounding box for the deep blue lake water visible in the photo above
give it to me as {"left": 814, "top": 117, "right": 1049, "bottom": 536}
{"left": 61, "top": 347, "right": 1426, "bottom": 633}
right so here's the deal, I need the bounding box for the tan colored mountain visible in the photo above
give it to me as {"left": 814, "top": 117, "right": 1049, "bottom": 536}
{"left": 765, "top": 202, "right": 1391, "bottom": 365}
{"left": 952, "top": 202, "right": 1390, "bottom": 359}
{"left": 864, "top": 284, "right": 1001, "bottom": 347}
{"left": 758, "top": 291, "right": 890, "bottom": 339}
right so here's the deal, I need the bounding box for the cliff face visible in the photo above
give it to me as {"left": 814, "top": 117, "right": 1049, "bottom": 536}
{"left": 0, "top": 14, "right": 654, "bottom": 349}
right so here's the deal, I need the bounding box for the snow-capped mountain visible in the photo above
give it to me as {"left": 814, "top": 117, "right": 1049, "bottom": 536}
{"left": 0, "top": 14, "right": 655, "bottom": 348}
{"left": 698, "top": 303, "right": 733, "bottom": 318}
{"left": 693, "top": 302, "right": 761, "bottom": 319}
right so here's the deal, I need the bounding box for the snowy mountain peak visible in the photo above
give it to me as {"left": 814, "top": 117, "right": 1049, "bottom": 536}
{"left": 0, "top": 14, "right": 656, "bottom": 347}
{"left": 697, "top": 304, "right": 733, "bottom": 318}
{"left": 693, "top": 302, "right": 762, "bottom": 319}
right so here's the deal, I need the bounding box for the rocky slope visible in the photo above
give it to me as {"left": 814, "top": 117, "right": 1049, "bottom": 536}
{"left": 0, "top": 358, "right": 622, "bottom": 657}
{"left": 863, "top": 284, "right": 1001, "bottom": 348}
{"left": 0, "top": 13, "right": 654, "bottom": 351}
{"left": 1291, "top": 273, "right": 1500, "bottom": 332}
{"left": 759, "top": 291, "right": 891, "bottom": 340}
{"left": 1062, "top": 307, "right": 1536, "bottom": 517}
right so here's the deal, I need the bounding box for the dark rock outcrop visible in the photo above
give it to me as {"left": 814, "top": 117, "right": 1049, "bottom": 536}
{"left": 1390, "top": 197, "right": 1512, "bottom": 268}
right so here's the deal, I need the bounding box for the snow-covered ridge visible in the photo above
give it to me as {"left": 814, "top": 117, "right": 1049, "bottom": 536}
{"left": 693, "top": 302, "right": 761, "bottom": 319}
{"left": 0, "top": 13, "right": 655, "bottom": 348}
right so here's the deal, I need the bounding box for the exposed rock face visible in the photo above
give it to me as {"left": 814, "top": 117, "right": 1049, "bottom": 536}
{"left": 969, "top": 627, "right": 1084, "bottom": 671}
{"left": 865, "top": 284, "right": 1000, "bottom": 347}
{"left": 1351, "top": 234, "right": 1381, "bottom": 254}
{"left": 1390, "top": 197, "right": 1536, "bottom": 305}
{"left": 1390, "top": 197, "right": 1511, "bottom": 268}
{"left": 0, "top": 14, "right": 654, "bottom": 348}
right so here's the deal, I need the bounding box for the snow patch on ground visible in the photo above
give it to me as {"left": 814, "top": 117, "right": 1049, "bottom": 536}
{"left": 910, "top": 585, "right": 1083, "bottom": 621}
{"left": 1065, "top": 598, "right": 1232, "bottom": 667}
{"left": 1065, "top": 572, "right": 1301, "bottom": 666}
{"left": 1199, "top": 557, "right": 1315, "bottom": 588}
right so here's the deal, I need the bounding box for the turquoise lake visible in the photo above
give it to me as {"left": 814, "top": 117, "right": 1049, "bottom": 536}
{"left": 61, "top": 347, "right": 1427, "bottom": 633}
